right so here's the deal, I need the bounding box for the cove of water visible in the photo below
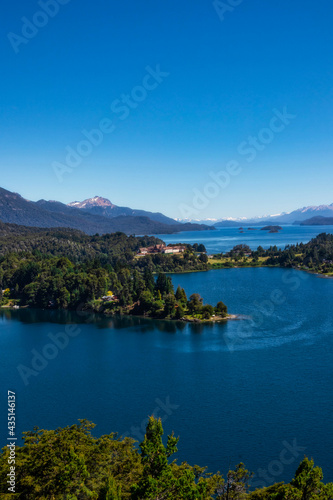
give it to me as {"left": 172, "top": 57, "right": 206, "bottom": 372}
{"left": 1, "top": 267, "right": 332, "bottom": 484}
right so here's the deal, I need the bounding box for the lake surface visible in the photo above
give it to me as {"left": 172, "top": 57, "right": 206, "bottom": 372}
{"left": 1, "top": 267, "right": 333, "bottom": 485}
{"left": 155, "top": 225, "right": 333, "bottom": 253}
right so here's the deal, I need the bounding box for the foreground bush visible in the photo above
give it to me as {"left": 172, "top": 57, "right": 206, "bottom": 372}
{"left": 0, "top": 417, "right": 332, "bottom": 499}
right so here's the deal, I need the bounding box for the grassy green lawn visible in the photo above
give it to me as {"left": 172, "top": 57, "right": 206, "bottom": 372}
{"left": 208, "top": 256, "right": 270, "bottom": 267}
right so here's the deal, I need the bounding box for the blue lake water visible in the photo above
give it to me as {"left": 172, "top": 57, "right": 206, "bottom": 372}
{"left": 1, "top": 267, "right": 333, "bottom": 485}
{"left": 156, "top": 225, "right": 333, "bottom": 253}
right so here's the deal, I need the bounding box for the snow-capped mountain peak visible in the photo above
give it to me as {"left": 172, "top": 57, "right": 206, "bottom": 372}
{"left": 68, "top": 196, "right": 116, "bottom": 209}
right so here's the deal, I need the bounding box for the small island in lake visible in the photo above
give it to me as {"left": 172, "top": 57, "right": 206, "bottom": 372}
{"left": 261, "top": 225, "right": 282, "bottom": 233}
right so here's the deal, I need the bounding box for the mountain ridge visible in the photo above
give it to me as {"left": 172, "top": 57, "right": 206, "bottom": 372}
{"left": 67, "top": 195, "right": 179, "bottom": 226}
{"left": 0, "top": 187, "right": 213, "bottom": 235}
{"left": 297, "top": 216, "right": 333, "bottom": 226}
{"left": 68, "top": 196, "right": 116, "bottom": 209}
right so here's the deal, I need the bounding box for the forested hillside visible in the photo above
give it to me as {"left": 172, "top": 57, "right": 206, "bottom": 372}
{"left": 210, "top": 234, "right": 333, "bottom": 275}
{"left": 260, "top": 233, "right": 333, "bottom": 272}
{"left": 0, "top": 225, "right": 225, "bottom": 321}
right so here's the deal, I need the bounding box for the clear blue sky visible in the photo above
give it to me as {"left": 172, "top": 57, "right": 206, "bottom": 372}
{"left": 1, "top": 0, "right": 333, "bottom": 219}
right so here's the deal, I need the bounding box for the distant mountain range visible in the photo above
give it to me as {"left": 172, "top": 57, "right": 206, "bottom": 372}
{"left": 67, "top": 196, "right": 177, "bottom": 225}
{"left": 0, "top": 188, "right": 213, "bottom": 235}
{"left": 181, "top": 203, "right": 333, "bottom": 227}
{"left": 270, "top": 204, "right": 333, "bottom": 224}
{"left": 2, "top": 187, "right": 332, "bottom": 234}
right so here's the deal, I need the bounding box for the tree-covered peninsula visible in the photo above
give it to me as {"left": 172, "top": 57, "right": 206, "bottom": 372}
{"left": 0, "top": 417, "right": 332, "bottom": 499}
{"left": 208, "top": 233, "right": 333, "bottom": 275}
{"left": 0, "top": 224, "right": 227, "bottom": 322}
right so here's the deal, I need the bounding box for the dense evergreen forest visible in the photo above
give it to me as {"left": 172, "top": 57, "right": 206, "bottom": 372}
{"left": 0, "top": 224, "right": 226, "bottom": 321}
{"left": 0, "top": 222, "right": 208, "bottom": 271}
{"left": 2, "top": 224, "right": 333, "bottom": 321}
{"left": 0, "top": 417, "right": 332, "bottom": 499}
{"left": 260, "top": 233, "right": 333, "bottom": 272}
